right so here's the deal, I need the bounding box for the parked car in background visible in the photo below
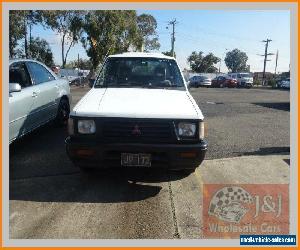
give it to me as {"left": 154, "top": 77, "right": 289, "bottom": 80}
{"left": 228, "top": 73, "right": 253, "bottom": 88}
{"left": 9, "top": 59, "right": 71, "bottom": 143}
{"left": 66, "top": 52, "right": 207, "bottom": 172}
{"left": 189, "top": 75, "right": 212, "bottom": 88}
{"left": 60, "top": 75, "right": 79, "bottom": 85}
{"left": 279, "top": 78, "right": 290, "bottom": 89}
{"left": 211, "top": 75, "right": 237, "bottom": 88}
{"left": 59, "top": 69, "right": 88, "bottom": 86}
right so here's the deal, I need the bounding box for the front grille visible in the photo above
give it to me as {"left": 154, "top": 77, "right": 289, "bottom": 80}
{"left": 102, "top": 119, "right": 174, "bottom": 143}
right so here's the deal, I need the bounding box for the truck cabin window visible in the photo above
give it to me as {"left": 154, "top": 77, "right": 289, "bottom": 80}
{"left": 95, "top": 57, "right": 185, "bottom": 89}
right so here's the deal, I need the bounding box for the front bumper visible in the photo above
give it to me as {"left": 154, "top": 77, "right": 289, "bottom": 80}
{"left": 65, "top": 137, "right": 208, "bottom": 170}
{"left": 240, "top": 81, "right": 253, "bottom": 86}
{"left": 199, "top": 82, "right": 211, "bottom": 86}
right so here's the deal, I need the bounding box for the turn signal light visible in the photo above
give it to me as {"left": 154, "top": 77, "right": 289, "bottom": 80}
{"left": 76, "top": 149, "right": 95, "bottom": 156}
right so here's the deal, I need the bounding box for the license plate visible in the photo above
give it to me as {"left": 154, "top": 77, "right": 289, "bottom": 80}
{"left": 121, "top": 153, "right": 151, "bottom": 167}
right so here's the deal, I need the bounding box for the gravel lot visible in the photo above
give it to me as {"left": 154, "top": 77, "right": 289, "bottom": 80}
{"left": 9, "top": 86, "right": 290, "bottom": 239}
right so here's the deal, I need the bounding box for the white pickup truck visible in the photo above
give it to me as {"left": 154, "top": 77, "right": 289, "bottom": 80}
{"left": 66, "top": 52, "right": 207, "bottom": 172}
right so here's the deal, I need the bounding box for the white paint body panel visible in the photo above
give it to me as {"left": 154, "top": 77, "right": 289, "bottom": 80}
{"left": 72, "top": 88, "right": 203, "bottom": 120}
{"left": 71, "top": 52, "right": 204, "bottom": 120}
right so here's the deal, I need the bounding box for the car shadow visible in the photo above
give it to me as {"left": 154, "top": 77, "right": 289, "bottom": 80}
{"left": 252, "top": 102, "right": 290, "bottom": 111}
{"left": 10, "top": 122, "right": 191, "bottom": 204}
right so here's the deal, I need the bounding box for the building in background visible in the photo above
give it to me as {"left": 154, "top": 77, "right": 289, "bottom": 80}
{"left": 253, "top": 72, "right": 274, "bottom": 82}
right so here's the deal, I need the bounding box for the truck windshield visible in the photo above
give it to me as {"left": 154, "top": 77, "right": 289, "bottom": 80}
{"left": 94, "top": 57, "right": 185, "bottom": 89}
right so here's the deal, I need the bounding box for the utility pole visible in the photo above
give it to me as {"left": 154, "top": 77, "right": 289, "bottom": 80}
{"left": 259, "top": 39, "right": 274, "bottom": 85}
{"left": 28, "top": 10, "right": 33, "bottom": 58}
{"left": 167, "top": 19, "right": 177, "bottom": 57}
{"left": 219, "top": 48, "right": 228, "bottom": 73}
{"left": 274, "top": 50, "right": 279, "bottom": 75}
{"left": 78, "top": 53, "right": 82, "bottom": 87}
{"left": 78, "top": 53, "right": 80, "bottom": 69}
{"left": 24, "top": 16, "right": 28, "bottom": 58}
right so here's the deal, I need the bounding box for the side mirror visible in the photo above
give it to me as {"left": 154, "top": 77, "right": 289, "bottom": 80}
{"left": 9, "top": 83, "right": 21, "bottom": 93}
{"left": 88, "top": 79, "right": 95, "bottom": 88}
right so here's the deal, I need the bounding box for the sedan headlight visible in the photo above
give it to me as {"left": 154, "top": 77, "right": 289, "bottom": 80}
{"left": 177, "top": 122, "right": 196, "bottom": 137}
{"left": 78, "top": 120, "right": 96, "bottom": 134}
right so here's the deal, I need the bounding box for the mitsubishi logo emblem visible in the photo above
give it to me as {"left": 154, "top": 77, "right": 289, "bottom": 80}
{"left": 132, "top": 125, "right": 141, "bottom": 136}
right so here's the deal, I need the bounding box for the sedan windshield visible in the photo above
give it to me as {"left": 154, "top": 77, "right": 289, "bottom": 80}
{"left": 94, "top": 57, "right": 185, "bottom": 89}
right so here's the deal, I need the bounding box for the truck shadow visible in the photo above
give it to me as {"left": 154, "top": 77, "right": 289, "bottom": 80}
{"left": 10, "top": 124, "right": 190, "bottom": 203}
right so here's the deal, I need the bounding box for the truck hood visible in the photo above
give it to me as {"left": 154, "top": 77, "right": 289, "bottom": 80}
{"left": 72, "top": 88, "right": 203, "bottom": 120}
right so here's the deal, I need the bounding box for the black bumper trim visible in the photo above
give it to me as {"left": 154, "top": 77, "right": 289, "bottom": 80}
{"left": 65, "top": 137, "right": 207, "bottom": 170}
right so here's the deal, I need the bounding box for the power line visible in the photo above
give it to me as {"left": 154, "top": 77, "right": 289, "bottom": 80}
{"left": 177, "top": 32, "right": 259, "bottom": 57}
{"left": 178, "top": 22, "right": 259, "bottom": 43}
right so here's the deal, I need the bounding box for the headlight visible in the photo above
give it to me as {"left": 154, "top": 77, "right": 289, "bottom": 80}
{"left": 199, "top": 121, "right": 205, "bottom": 140}
{"left": 68, "top": 118, "right": 74, "bottom": 135}
{"left": 177, "top": 122, "right": 196, "bottom": 137}
{"left": 78, "top": 120, "right": 96, "bottom": 134}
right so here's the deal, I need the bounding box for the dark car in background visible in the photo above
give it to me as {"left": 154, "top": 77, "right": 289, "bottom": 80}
{"left": 211, "top": 75, "right": 237, "bottom": 88}
{"left": 189, "top": 75, "right": 212, "bottom": 88}
{"left": 278, "top": 78, "right": 290, "bottom": 89}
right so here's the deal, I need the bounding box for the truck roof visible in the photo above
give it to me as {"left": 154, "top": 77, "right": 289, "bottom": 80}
{"left": 108, "top": 52, "right": 174, "bottom": 60}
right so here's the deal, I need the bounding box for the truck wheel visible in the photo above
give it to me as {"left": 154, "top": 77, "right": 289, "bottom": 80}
{"left": 55, "top": 97, "right": 70, "bottom": 127}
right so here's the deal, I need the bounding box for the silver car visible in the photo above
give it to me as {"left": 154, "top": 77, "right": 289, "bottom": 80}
{"left": 189, "top": 75, "right": 212, "bottom": 88}
{"left": 9, "top": 59, "right": 71, "bottom": 143}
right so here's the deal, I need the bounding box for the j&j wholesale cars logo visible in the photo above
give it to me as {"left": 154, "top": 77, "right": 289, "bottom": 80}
{"left": 203, "top": 184, "right": 289, "bottom": 238}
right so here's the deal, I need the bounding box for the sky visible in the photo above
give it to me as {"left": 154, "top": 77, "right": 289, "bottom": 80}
{"left": 31, "top": 10, "right": 290, "bottom": 73}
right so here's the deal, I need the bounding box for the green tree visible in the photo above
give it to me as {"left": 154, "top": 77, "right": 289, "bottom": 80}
{"left": 28, "top": 37, "right": 54, "bottom": 67}
{"left": 137, "top": 14, "right": 160, "bottom": 51}
{"left": 81, "top": 10, "right": 142, "bottom": 70}
{"left": 187, "top": 51, "right": 220, "bottom": 73}
{"left": 27, "top": 11, "right": 43, "bottom": 57}
{"left": 41, "top": 10, "right": 84, "bottom": 68}
{"left": 224, "top": 48, "right": 248, "bottom": 72}
{"left": 9, "top": 10, "right": 42, "bottom": 58}
{"left": 9, "top": 11, "right": 25, "bottom": 58}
